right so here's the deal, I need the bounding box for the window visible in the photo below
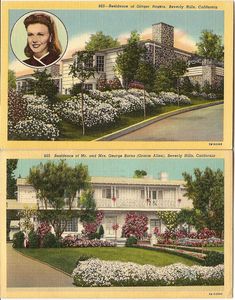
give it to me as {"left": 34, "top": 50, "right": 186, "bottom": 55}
{"left": 96, "top": 56, "right": 104, "bottom": 72}
{"left": 102, "top": 187, "right": 111, "bottom": 198}
{"left": 84, "top": 84, "right": 93, "bottom": 91}
{"left": 152, "top": 191, "right": 157, "bottom": 200}
{"left": 150, "top": 219, "right": 161, "bottom": 233}
{"left": 61, "top": 218, "right": 78, "bottom": 232}
{"left": 84, "top": 57, "right": 94, "bottom": 68}
{"left": 158, "top": 190, "right": 163, "bottom": 200}
{"left": 140, "top": 189, "right": 145, "bottom": 199}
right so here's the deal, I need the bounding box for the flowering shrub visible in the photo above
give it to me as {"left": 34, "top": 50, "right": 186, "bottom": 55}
{"left": 72, "top": 259, "right": 224, "bottom": 287}
{"left": 8, "top": 89, "right": 27, "bottom": 125}
{"left": 13, "top": 117, "right": 60, "bottom": 140}
{"left": 62, "top": 236, "right": 114, "bottom": 248}
{"left": 122, "top": 212, "right": 148, "bottom": 239}
{"left": 159, "top": 92, "right": 191, "bottom": 105}
{"left": 9, "top": 94, "right": 61, "bottom": 140}
{"left": 128, "top": 81, "right": 144, "bottom": 89}
{"left": 82, "top": 211, "right": 104, "bottom": 238}
{"left": 36, "top": 222, "right": 52, "bottom": 246}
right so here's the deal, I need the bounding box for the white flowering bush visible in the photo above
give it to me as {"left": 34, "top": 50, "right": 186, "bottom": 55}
{"left": 9, "top": 94, "right": 61, "bottom": 140}
{"left": 13, "top": 117, "right": 60, "bottom": 140}
{"left": 56, "top": 96, "right": 118, "bottom": 128}
{"left": 72, "top": 259, "right": 224, "bottom": 287}
{"left": 159, "top": 92, "right": 191, "bottom": 105}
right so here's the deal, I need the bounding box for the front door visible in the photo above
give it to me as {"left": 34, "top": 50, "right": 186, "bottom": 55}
{"left": 105, "top": 216, "right": 116, "bottom": 237}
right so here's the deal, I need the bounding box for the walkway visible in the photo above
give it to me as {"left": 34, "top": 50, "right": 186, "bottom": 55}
{"left": 111, "top": 104, "right": 223, "bottom": 141}
{"left": 7, "top": 244, "right": 73, "bottom": 287}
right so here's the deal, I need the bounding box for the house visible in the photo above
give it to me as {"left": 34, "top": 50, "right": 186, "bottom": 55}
{"left": 16, "top": 22, "right": 224, "bottom": 94}
{"left": 7, "top": 172, "right": 193, "bottom": 240}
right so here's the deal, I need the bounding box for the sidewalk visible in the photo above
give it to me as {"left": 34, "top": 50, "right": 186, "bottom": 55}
{"left": 7, "top": 244, "right": 74, "bottom": 287}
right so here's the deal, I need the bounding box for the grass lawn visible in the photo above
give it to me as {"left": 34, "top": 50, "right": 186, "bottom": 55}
{"left": 16, "top": 247, "right": 200, "bottom": 274}
{"left": 205, "top": 247, "right": 224, "bottom": 252}
{"left": 58, "top": 98, "right": 223, "bottom": 141}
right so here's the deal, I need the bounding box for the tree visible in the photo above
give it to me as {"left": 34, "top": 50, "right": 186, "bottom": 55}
{"left": 7, "top": 159, "right": 18, "bottom": 199}
{"left": 79, "top": 189, "right": 97, "bottom": 223}
{"left": 85, "top": 31, "right": 120, "bottom": 51}
{"left": 154, "top": 66, "right": 173, "bottom": 93}
{"left": 196, "top": 30, "right": 224, "bottom": 61}
{"left": 135, "top": 60, "right": 156, "bottom": 117}
{"left": 32, "top": 70, "right": 58, "bottom": 106}
{"left": 133, "top": 170, "right": 147, "bottom": 178}
{"left": 28, "top": 160, "right": 90, "bottom": 238}
{"left": 69, "top": 51, "right": 97, "bottom": 135}
{"left": 183, "top": 167, "right": 224, "bottom": 237}
{"left": 115, "top": 31, "right": 145, "bottom": 88}
{"left": 176, "top": 209, "right": 197, "bottom": 233}
{"left": 171, "top": 59, "right": 188, "bottom": 97}
{"left": 8, "top": 70, "right": 16, "bottom": 89}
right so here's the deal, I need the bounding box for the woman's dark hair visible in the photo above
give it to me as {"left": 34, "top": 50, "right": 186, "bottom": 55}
{"left": 24, "top": 13, "right": 62, "bottom": 58}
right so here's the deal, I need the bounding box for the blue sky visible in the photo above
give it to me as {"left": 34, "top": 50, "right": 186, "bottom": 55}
{"left": 9, "top": 9, "right": 224, "bottom": 67}
{"left": 14, "top": 158, "right": 224, "bottom": 180}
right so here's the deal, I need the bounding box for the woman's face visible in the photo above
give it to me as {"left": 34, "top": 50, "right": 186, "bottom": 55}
{"left": 26, "top": 23, "right": 51, "bottom": 58}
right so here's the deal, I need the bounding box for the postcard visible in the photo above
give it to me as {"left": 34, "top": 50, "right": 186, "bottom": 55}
{"left": 0, "top": 0, "right": 233, "bottom": 150}
{"left": 0, "top": 149, "right": 233, "bottom": 298}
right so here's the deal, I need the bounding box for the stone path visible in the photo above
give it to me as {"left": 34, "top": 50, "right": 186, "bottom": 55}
{"left": 7, "top": 244, "right": 74, "bottom": 287}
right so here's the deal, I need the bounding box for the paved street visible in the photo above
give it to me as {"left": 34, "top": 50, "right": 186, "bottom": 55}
{"left": 7, "top": 244, "right": 73, "bottom": 287}
{"left": 114, "top": 104, "right": 223, "bottom": 141}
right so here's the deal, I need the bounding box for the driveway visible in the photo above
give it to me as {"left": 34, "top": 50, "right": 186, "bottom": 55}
{"left": 7, "top": 244, "right": 73, "bottom": 287}
{"left": 112, "top": 104, "right": 223, "bottom": 141}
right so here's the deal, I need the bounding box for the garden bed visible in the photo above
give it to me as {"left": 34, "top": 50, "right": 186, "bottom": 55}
{"left": 72, "top": 258, "right": 224, "bottom": 287}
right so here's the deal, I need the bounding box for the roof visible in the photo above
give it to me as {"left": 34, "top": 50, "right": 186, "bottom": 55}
{"left": 17, "top": 177, "right": 185, "bottom": 187}
{"left": 91, "top": 176, "right": 185, "bottom": 186}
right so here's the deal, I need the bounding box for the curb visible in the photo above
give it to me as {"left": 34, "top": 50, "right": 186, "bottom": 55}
{"left": 96, "top": 101, "right": 224, "bottom": 141}
{"left": 12, "top": 247, "right": 72, "bottom": 278}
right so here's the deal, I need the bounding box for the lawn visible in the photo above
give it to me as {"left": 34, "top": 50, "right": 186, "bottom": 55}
{"left": 58, "top": 98, "right": 223, "bottom": 141}
{"left": 16, "top": 247, "right": 200, "bottom": 274}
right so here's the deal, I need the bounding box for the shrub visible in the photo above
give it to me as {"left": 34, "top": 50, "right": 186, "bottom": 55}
{"left": 98, "top": 225, "right": 104, "bottom": 238}
{"left": 42, "top": 232, "right": 60, "bottom": 248}
{"left": 61, "top": 236, "right": 115, "bottom": 248}
{"left": 126, "top": 236, "right": 138, "bottom": 247}
{"left": 76, "top": 255, "right": 93, "bottom": 266}
{"left": 204, "top": 251, "right": 224, "bottom": 266}
{"left": 28, "top": 230, "right": 40, "bottom": 248}
{"left": 12, "top": 231, "right": 25, "bottom": 248}
{"left": 72, "top": 259, "right": 224, "bottom": 287}
{"left": 122, "top": 212, "right": 148, "bottom": 239}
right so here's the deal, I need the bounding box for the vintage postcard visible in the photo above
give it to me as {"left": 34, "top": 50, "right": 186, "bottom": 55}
{"left": 0, "top": 149, "right": 233, "bottom": 298}
{"left": 0, "top": 0, "right": 233, "bottom": 150}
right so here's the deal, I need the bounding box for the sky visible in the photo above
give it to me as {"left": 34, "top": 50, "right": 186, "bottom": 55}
{"left": 9, "top": 9, "right": 224, "bottom": 75}
{"left": 14, "top": 158, "right": 224, "bottom": 180}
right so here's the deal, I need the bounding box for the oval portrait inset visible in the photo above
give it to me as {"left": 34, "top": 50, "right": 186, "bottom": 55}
{"left": 10, "top": 10, "right": 68, "bottom": 68}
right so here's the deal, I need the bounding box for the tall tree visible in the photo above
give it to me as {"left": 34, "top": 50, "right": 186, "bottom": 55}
{"left": 135, "top": 60, "right": 156, "bottom": 117}
{"left": 8, "top": 70, "right": 16, "bottom": 89}
{"left": 171, "top": 59, "right": 188, "bottom": 97}
{"left": 196, "top": 30, "right": 224, "bottom": 61}
{"left": 154, "top": 66, "right": 173, "bottom": 93}
{"left": 85, "top": 31, "right": 120, "bottom": 51}
{"left": 183, "top": 167, "right": 224, "bottom": 237}
{"left": 69, "top": 51, "right": 97, "bottom": 135}
{"left": 7, "top": 159, "right": 18, "bottom": 199}
{"left": 32, "top": 70, "right": 58, "bottom": 106}
{"left": 28, "top": 160, "right": 90, "bottom": 237}
{"left": 115, "top": 31, "right": 145, "bottom": 88}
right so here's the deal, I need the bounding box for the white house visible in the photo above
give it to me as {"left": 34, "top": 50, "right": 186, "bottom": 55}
{"left": 7, "top": 172, "right": 193, "bottom": 240}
